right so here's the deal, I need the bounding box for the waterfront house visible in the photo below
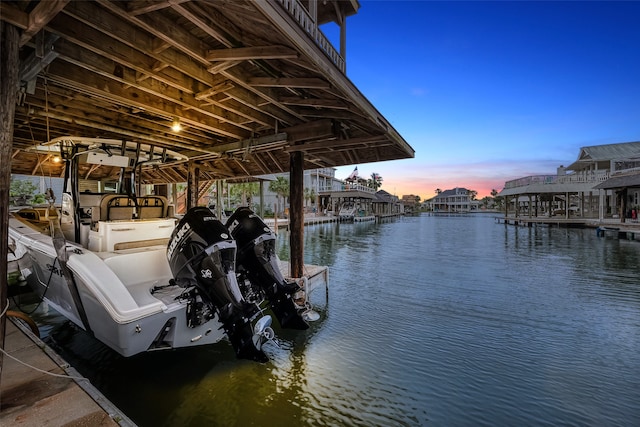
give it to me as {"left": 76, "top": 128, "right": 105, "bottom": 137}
{"left": 401, "top": 194, "right": 421, "bottom": 214}
{"left": 499, "top": 141, "right": 640, "bottom": 221}
{"left": 427, "top": 187, "right": 479, "bottom": 213}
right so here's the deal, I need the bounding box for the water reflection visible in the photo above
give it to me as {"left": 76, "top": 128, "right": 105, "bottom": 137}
{"left": 21, "top": 214, "right": 640, "bottom": 426}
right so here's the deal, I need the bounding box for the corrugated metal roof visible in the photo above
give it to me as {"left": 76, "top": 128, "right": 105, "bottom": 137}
{"left": 594, "top": 173, "right": 640, "bottom": 190}
{"left": 568, "top": 141, "right": 640, "bottom": 170}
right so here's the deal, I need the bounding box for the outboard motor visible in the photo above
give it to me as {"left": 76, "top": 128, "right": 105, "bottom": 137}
{"left": 167, "top": 207, "right": 273, "bottom": 362}
{"left": 226, "top": 207, "right": 316, "bottom": 330}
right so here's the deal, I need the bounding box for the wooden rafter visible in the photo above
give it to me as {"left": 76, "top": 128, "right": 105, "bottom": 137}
{"left": 247, "top": 77, "right": 330, "bottom": 89}
{"left": 206, "top": 46, "right": 298, "bottom": 61}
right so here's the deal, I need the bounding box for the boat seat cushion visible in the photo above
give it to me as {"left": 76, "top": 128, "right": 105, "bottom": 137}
{"left": 137, "top": 195, "right": 168, "bottom": 219}
{"left": 100, "top": 195, "right": 136, "bottom": 221}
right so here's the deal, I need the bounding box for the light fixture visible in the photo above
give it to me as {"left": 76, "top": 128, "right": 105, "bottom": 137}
{"left": 171, "top": 117, "right": 182, "bottom": 132}
{"left": 52, "top": 156, "right": 61, "bottom": 163}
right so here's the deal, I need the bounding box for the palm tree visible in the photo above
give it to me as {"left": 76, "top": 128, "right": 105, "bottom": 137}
{"left": 268, "top": 176, "right": 289, "bottom": 215}
{"left": 304, "top": 187, "right": 316, "bottom": 209}
{"left": 229, "top": 182, "right": 258, "bottom": 208}
{"left": 468, "top": 190, "right": 478, "bottom": 201}
{"left": 369, "top": 172, "right": 383, "bottom": 191}
{"left": 435, "top": 188, "right": 442, "bottom": 195}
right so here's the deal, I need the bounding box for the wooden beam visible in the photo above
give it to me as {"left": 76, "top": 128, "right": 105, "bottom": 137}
{"left": 43, "top": 59, "right": 250, "bottom": 140}
{"left": 286, "top": 135, "right": 387, "bottom": 152}
{"left": 221, "top": 69, "right": 305, "bottom": 123}
{"left": 283, "top": 119, "right": 335, "bottom": 142}
{"left": 206, "top": 46, "right": 298, "bottom": 61}
{"left": 280, "top": 97, "right": 349, "bottom": 109}
{"left": 195, "top": 81, "right": 235, "bottom": 100}
{"left": 250, "top": 152, "right": 271, "bottom": 175}
{"left": 266, "top": 151, "right": 285, "bottom": 173}
{"left": 127, "top": 0, "right": 189, "bottom": 16}
{"left": 0, "top": 3, "right": 28, "bottom": 29}
{"left": 45, "top": 9, "right": 281, "bottom": 129}
{"left": 247, "top": 77, "right": 330, "bottom": 89}
{"left": 19, "top": 0, "right": 70, "bottom": 46}
{"left": 207, "top": 60, "right": 241, "bottom": 74}
{"left": 171, "top": 1, "right": 237, "bottom": 48}
{"left": 198, "top": 132, "right": 288, "bottom": 155}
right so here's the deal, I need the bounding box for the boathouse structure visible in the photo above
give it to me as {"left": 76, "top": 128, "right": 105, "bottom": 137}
{"left": 498, "top": 141, "right": 640, "bottom": 224}
{"left": 0, "top": 0, "right": 415, "bottom": 359}
{"left": 373, "top": 190, "right": 403, "bottom": 218}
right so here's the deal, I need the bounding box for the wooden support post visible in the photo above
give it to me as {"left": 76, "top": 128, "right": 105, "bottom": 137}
{"left": 1, "top": 21, "right": 20, "bottom": 366}
{"left": 187, "top": 161, "right": 199, "bottom": 211}
{"left": 216, "top": 180, "right": 223, "bottom": 219}
{"left": 289, "top": 151, "right": 304, "bottom": 278}
{"left": 259, "top": 180, "right": 265, "bottom": 218}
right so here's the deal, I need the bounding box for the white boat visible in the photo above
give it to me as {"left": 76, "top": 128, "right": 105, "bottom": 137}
{"left": 338, "top": 202, "right": 356, "bottom": 221}
{"left": 9, "top": 137, "right": 315, "bottom": 361}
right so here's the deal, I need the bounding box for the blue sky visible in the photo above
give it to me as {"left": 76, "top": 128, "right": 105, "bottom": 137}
{"left": 323, "top": 1, "right": 640, "bottom": 199}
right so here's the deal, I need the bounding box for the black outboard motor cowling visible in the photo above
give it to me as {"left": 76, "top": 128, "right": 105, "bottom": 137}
{"left": 226, "top": 207, "right": 309, "bottom": 330}
{"left": 167, "top": 207, "right": 271, "bottom": 362}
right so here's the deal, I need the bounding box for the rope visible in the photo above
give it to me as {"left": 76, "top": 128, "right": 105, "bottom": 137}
{"left": 0, "top": 302, "right": 85, "bottom": 381}
{"left": 0, "top": 346, "right": 85, "bottom": 381}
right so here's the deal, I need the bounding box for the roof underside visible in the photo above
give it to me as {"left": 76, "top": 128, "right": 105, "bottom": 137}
{"left": 3, "top": 0, "right": 413, "bottom": 185}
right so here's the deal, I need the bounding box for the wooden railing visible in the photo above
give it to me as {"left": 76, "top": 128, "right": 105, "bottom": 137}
{"left": 318, "top": 182, "right": 375, "bottom": 194}
{"left": 504, "top": 170, "right": 610, "bottom": 190}
{"left": 275, "top": 0, "right": 346, "bottom": 73}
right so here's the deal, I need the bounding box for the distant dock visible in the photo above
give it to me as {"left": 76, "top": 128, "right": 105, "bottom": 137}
{"left": 263, "top": 214, "right": 337, "bottom": 230}
{"left": 495, "top": 215, "right": 640, "bottom": 241}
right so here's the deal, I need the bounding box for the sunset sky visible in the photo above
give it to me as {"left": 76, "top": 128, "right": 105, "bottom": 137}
{"left": 324, "top": 1, "right": 640, "bottom": 200}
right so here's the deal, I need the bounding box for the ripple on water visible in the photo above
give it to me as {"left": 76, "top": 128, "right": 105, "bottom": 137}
{"left": 27, "top": 215, "right": 640, "bottom": 426}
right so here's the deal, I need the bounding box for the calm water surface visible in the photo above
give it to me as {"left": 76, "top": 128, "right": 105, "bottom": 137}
{"left": 27, "top": 214, "right": 640, "bottom": 426}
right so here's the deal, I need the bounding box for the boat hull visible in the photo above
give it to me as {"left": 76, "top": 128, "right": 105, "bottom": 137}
{"left": 9, "top": 215, "right": 227, "bottom": 357}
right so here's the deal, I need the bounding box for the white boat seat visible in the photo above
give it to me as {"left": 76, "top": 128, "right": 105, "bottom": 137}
{"left": 101, "top": 248, "right": 173, "bottom": 313}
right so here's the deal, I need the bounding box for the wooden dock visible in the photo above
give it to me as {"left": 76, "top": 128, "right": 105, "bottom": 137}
{"left": 0, "top": 318, "right": 135, "bottom": 426}
{"left": 263, "top": 214, "right": 338, "bottom": 229}
{"left": 495, "top": 215, "right": 640, "bottom": 240}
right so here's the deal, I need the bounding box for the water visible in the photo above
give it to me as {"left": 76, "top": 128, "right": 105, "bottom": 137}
{"left": 21, "top": 214, "right": 640, "bottom": 426}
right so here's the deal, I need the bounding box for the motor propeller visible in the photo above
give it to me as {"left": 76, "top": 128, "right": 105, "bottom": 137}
{"left": 252, "top": 315, "right": 275, "bottom": 351}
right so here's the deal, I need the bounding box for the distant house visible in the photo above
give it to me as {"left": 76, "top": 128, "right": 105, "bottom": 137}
{"left": 401, "top": 194, "right": 421, "bottom": 214}
{"left": 499, "top": 140, "right": 640, "bottom": 221}
{"left": 427, "top": 187, "right": 479, "bottom": 213}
